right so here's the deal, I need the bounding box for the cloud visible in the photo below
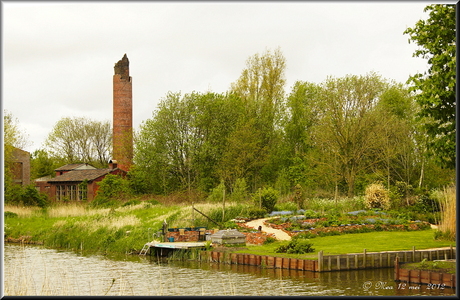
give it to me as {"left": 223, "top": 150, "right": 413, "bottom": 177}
{"left": 2, "top": 2, "right": 430, "bottom": 153}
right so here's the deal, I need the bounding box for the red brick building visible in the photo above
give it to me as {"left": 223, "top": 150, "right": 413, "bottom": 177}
{"left": 10, "top": 147, "right": 31, "bottom": 186}
{"left": 35, "top": 161, "right": 126, "bottom": 202}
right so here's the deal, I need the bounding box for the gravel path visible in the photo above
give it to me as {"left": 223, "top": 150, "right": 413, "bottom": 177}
{"left": 245, "top": 218, "right": 291, "bottom": 241}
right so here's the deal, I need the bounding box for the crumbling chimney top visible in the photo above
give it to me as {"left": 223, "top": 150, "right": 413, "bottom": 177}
{"left": 114, "top": 54, "right": 129, "bottom": 79}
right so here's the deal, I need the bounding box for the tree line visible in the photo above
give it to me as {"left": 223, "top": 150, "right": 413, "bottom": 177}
{"left": 4, "top": 4, "right": 455, "bottom": 203}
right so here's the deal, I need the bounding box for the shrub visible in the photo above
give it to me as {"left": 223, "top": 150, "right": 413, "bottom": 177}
{"left": 246, "top": 207, "right": 267, "bottom": 219}
{"left": 274, "top": 201, "right": 298, "bottom": 212}
{"left": 4, "top": 211, "right": 18, "bottom": 218}
{"left": 252, "top": 187, "right": 279, "bottom": 213}
{"left": 91, "top": 174, "right": 131, "bottom": 207}
{"left": 122, "top": 199, "right": 141, "bottom": 207}
{"left": 304, "top": 209, "right": 321, "bottom": 219}
{"left": 275, "top": 239, "right": 315, "bottom": 254}
{"left": 364, "top": 183, "right": 390, "bottom": 210}
{"left": 263, "top": 236, "right": 276, "bottom": 244}
{"left": 231, "top": 178, "right": 249, "bottom": 202}
{"left": 207, "top": 181, "right": 226, "bottom": 202}
{"left": 21, "top": 185, "right": 49, "bottom": 208}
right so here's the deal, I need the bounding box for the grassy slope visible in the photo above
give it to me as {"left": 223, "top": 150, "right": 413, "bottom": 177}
{"left": 235, "top": 230, "right": 454, "bottom": 259}
{"left": 4, "top": 203, "right": 454, "bottom": 259}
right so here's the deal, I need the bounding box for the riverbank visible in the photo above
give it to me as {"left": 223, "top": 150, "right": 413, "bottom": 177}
{"left": 5, "top": 202, "right": 454, "bottom": 261}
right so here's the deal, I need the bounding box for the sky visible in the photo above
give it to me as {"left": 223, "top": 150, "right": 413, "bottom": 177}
{"left": 2, "top": 1, "right": 445, "bottom": 153}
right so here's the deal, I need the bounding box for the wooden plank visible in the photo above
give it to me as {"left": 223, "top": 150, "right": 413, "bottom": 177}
{"left": 275, "top": 257, "right": 283, "bottom": 269}
{"left": 290, "top": 258, "right": 298, "bottom": 270}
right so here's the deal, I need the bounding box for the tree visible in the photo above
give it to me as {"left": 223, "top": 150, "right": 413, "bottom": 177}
{"left": 44, "top": 117, "right": 112, "bottom": 167}
{"left": 229, "top": 48, "right": 287, "bottom": 189}
{"left": 3, "top": 110, "right": 31, "bottom": 203}
{"left": 313, "top": 73, "right": 390, "bottom": 197}
{"left": 3, "top": 110, "right": 30, "bottom": 165}
{"left": 30, "top": 149, "right": 60, "bottom": 179}
{"left": 134, "top": 91, "right": 244, "bottom": 194}
{"left": 404, "top": 4, "right": 456, "bottom": 169}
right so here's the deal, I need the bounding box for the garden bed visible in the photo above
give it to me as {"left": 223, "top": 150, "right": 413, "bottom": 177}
{"left": 263, "top": 210, "right": 432, "bottom": 238}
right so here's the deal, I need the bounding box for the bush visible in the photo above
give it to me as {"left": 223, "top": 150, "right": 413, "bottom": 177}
{"left": 304, "top": 209, "right": 321, "bottom": 219}
{"left": 263, "top": 236, "right": 277, "bottom": 244}
{"left": 245, "top": 207, "right": 267, "bottom": 219}
{"left": 21, "top": 185, "right": 49, "bottom": 208}
{"left": 91, "top": 174, "right": 131, "bottom": 207}
{"left": 252, "top": 187, "right": 279, "bottom": 213}
{"left": 122, "top": 199, "right": 141, "bottom": 207}
{"left": 231, "top": 178, "right": 249, "bottom": 202}
{"left": 364, "top": 183, "right": 390, "bottom": 210}
{"left": 207, "top": 181, "right": 225, "bottom": 202}
{"left": 4, "top": 211, "right": 18, "bottom": 218}
{"left": 275, "top": 239, "right": 315, "bottom": 254}
{"left": 274, "top": 201, "right": 298, "bottom": 212}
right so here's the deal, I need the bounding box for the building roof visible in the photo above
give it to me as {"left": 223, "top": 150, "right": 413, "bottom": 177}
{"left": 47, "top": 169, "right": 116, "bottom": 183}
{"left": 55, "top": 164, "right": 96, "bottom": 171}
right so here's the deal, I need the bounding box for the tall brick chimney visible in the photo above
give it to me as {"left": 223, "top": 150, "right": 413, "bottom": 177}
{"left": 113, "top": 54, "right": 133, "bottom": 171}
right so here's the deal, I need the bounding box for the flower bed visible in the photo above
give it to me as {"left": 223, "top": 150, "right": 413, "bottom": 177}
{"left": 237, "top": 223, "right": 276, "bottom": 245}
{"left": 263, "top": 217, "right": 431, "bottom": 237}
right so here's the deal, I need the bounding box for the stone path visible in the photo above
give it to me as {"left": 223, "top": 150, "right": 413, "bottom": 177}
{"left": 245, "top": 217, "right": 291, "bottom": 241}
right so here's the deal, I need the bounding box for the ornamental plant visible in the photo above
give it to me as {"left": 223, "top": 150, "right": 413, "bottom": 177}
{"left": 364, "top": 183, "right": 390, "bottom": 210}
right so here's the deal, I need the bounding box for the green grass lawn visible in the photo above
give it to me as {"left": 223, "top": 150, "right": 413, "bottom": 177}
{"left": 234, "top": 229, "right": 454, "bottom": 260}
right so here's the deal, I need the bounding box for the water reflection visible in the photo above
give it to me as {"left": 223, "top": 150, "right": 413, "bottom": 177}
{"left": 4, "top": 244, "right": 456, "bottom": 296}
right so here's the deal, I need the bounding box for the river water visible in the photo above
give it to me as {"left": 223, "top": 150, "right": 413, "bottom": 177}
{"left": 3, "top": 244, "right": 456, "bottom": 296}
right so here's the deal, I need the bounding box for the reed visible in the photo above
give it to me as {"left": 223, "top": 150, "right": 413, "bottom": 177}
{"left": 4, "top": 205, "right": 42, "bottom": 217}
{"left": 437, "top": 185, "right": 456, "bottom": 241}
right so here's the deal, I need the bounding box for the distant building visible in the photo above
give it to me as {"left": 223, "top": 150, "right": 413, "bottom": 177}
{"left": 10, "top": 147, "right": 31, "bottom": 186}
{"left": 35, "top": 161, "right": 126, "bottom": 202}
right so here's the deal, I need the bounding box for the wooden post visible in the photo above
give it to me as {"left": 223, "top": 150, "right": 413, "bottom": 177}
{"left": 355, "top": 254, "right": 358, "bottom": 269}
{"left": 337, "top": 256, "right": 341, "bottom": 271}
{"left": 412, "top": 246, "right": 416, "bottom": 262}
{"left": 318, "top": 251, "right": 323, "bottom": 272}
{"left": 395, "top": 256, "right": 399, "bottom": 280}
{"left": 363, "top": 249, "right": 367, "bottom": 269}
{"left": 346, "top": 256, "right": 350, "bottom": 270}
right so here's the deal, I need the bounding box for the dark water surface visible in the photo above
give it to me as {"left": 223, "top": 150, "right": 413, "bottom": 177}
{"left": 3, "top": 244, "right": 456, "bottom": 296}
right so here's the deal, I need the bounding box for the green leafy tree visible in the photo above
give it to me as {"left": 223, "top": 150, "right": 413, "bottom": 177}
{"left": 92, "top": 174, "right": 131, "bottom": 206}
{"left": 134, "top": 91, "right": 244, "bottom": 194}
{"left": 44, "top": 117, "right": 112, "bottom": 167}
{"left": 252, "top": 187, "right": 279, "bottom": 213}
{"left": 404, "top": 4, "right": 456, "bottom": 169}
{"left": 313, "top": 73, "right": 391, "bottom": 197}
{"left": 30, "top": 149, "right": 60, "bottom": 179}
{"left": 21, "top": 185, "right": 49, "bottom": 208}
{"left": 229, "top": 48, "right": 287, "bottom": 189}
{"left": 3, "top": 110, "right": 31, "bottom": 203}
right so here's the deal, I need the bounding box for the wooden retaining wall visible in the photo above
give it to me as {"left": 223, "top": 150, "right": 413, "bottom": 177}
{"left": 200, "top": 251, "right": 319, "bottom": 271}
{"left": 199, "top": 246, "right": 455, "bottom": 273}
{"left": 395, "top": 257, "right": 456, "bottom": 288}
{"left": 317, "top": 246, "right": 456, "bottom": 272}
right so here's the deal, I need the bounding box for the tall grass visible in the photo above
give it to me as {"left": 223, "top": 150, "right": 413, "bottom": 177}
{"left": 304, "top": 197, "right": 365, "bottom": 215}
{"left": 436, "top": 185, "right": 456, "bottom": 241}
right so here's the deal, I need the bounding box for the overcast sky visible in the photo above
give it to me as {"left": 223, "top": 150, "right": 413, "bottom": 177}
{"left": 3, "top": 1, "right": 442, "bottom": 153}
